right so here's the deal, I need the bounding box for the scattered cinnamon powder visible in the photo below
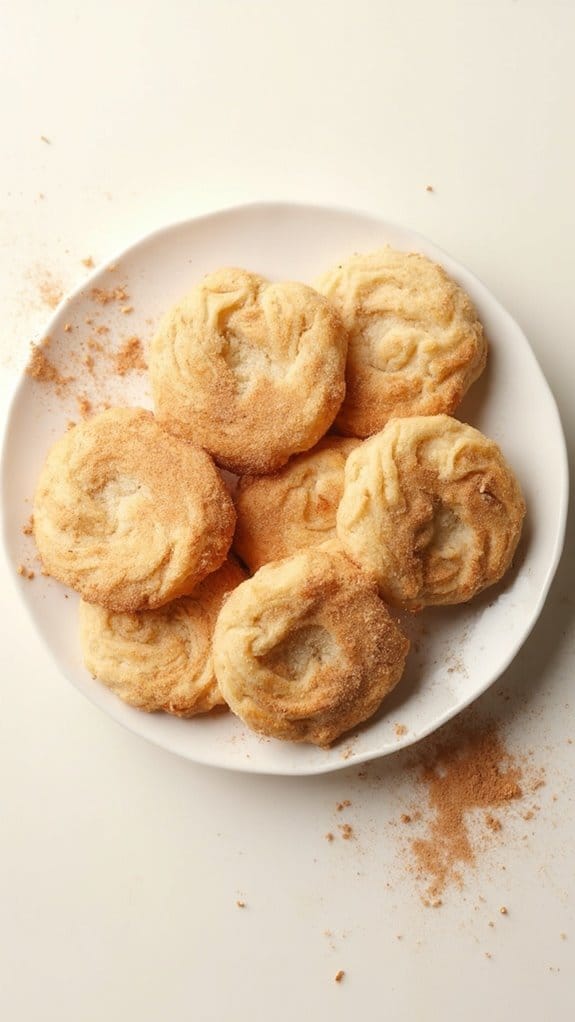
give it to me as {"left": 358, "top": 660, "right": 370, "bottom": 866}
{"left": 400, "top": 814, "right": 412, "bottom": 824}
{"left": 17, "top": 564, "right": 35, "bottom": 580}
{"left": 76, "top": 395, "right": 92, "bottom": 418}
{"left": 90, "top": 285, "right": 129, "bottom": 305}
{"left": 38, "top": 273, "right": 63, "bottom": 309}
{"left": 26, "top": 341, "right": 73, "bottom": 391}
{"left": 395, "top": 724, "right": 408, "bottom": 737}
{"left": 409, "top": 721, "right": 522, "bottom": 903}
{"left": 334, "top": 970, "right": 345, "bottom": 983}
{"left": 115, "top": 337, "right": 147, "bottom": 376}
{"left": 336, "top": 800, "right": 351, "bottom": 812}
{"left": 484, "top": 813, "right": 502, "bottom": 832}
{"left": 82, "top": 257, "right": 95, "bottom": 269}
{"left": 338, "top": 823, "right": 354, "bottom": 841}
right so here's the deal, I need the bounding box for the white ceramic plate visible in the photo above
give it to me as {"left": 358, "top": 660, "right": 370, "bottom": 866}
{"left": 1, "top": 202, "right": 568, "bottom": 775}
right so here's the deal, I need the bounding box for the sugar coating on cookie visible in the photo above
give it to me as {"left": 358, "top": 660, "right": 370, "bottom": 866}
{"left": 149, "top": 267, "right": 348, "bottom": 475}
{"left": 336, "top": 415, "right": 526, "bottom": 610}
{"left": 213, "top": 543, "right": 409, "bottom": 747}
{"left": 34, "top": 407, "right": 235, "bottom": 611}
{"left": 234, "top": 436, "right": 361, "bottom": 572}
{"left": 316, "top": 247, "right": 487, "bottom": 437}
{"left": 80, "top": 559, "right": 245, "bottom": 716}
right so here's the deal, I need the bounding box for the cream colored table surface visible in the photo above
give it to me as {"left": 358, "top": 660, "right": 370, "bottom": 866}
{"left": 1, "top": 3, "right": 574, "bottom": 1020}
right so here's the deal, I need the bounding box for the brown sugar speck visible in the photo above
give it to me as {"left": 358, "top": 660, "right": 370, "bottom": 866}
{"left": 121, "top": 305, "right": 134, "bottom": 315}
{"left": 81, "top": 257, "right": 95, "bottom": 269}
{"left": 338, "top": 823, "right": 354, "bottom": 841}
{"left": 334, "top": 970, "right": 345, "bottom": 983}
{"left": 17, "top": 564, "right": 35, "bottom": 580}
{"left": 22, "top": 516, "right": 34, "bottom": 537}
{"left": 395, "top": 723, "right": 408, "bottom": 737}
{"left": 499, "top": 906, "right": 508, "bottom": 915}
{"left": 336, "top": 800, "right": 351, "bottom": 812}
{"left": 325, "top": 832, "right": 335, "bottom": 842}
{"left": 400, "top": 814, "right": 412, "bottom": 824}
{"left": 115, "top": 337, "right": 147, "bottom": 376}
{"left": 63, "top": 323, "right": 73, "bottom": 333}
{"left": 426, "top": 184, "right": 434, "bottom": 192}
{"left": 236, "top": 900, "right": 246, "bottom": 909}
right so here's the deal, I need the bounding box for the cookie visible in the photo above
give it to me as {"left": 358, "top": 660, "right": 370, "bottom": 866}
{"left": 336, "top": 415, "right": 526, "bottom": 610}
{"left": 316, "top": 247, "right": 487, "bottom": 437}
{"left": 79, "top": 559, "right": 245, "bottom": 716}
{"left": 33, "top": 407, "right": 235, "bottom": 611}
{"left": 149, "top": 267, "right": 348, "bottom": 474}
{"left": 234, "top": 436, "right": 361, "bottom": 571}
{"left": 212, "top": 543, "right": 409, "bottom": 747}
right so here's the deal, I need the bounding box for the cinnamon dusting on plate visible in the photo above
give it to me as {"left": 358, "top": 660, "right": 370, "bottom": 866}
{"left": 26, "top": 339, "right": 74, "bottom": 392}
{"left": 115, "top": 337, "right": 147, "bottom": 375}
{"left": 90, "top": 285, "right": 129, "bottom": 306}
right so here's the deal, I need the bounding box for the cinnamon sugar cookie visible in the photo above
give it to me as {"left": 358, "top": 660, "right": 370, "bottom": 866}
{"left": 316, "top": 248, "right": 487, "bottom": 437}
{"left": 336, "top": 415, "right": 525, "bottom": 610}
{"left": 234, "top": 436, "right": 360, "bottom": 571}
{"left": 150, "top": 268, "right": 348, "bottom": 474}
{"left": 79, "top": 559, "right": 245, "bottom": 716}
{"left": 34, "top": 407, "right": 235, "bottom": 611}
{"left": 213, "top": 544, "right": 409, "bottom": 747}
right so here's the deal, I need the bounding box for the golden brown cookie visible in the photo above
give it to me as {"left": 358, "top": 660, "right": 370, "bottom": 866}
{"left": 149, "top": 267, "right": 348, "bottom": 474}
{"left": 34, "top": 407, "right": 235, "bottom": 611}
{"left": 233, "top": 436, "right": 361, "bottom": 571}
{"left": 79, "top": 559, "right": 245, "bottom": 716}
{"left": 336, "top": 415, "right": 526, "bottom": 610}
{"left": 212, "top": 543, "right": 409, "bottom": 747}
{"left": 316, "top": 247, "right": 487, "bottom": 437}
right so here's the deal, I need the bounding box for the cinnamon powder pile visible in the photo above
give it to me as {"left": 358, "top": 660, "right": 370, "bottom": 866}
{"left": 406, "top": 721, "right": 524, "bottom": 904}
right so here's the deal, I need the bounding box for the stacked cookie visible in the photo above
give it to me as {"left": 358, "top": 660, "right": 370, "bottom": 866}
{"left": 33, "top": 248, "right": 525, "bottom": 747}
